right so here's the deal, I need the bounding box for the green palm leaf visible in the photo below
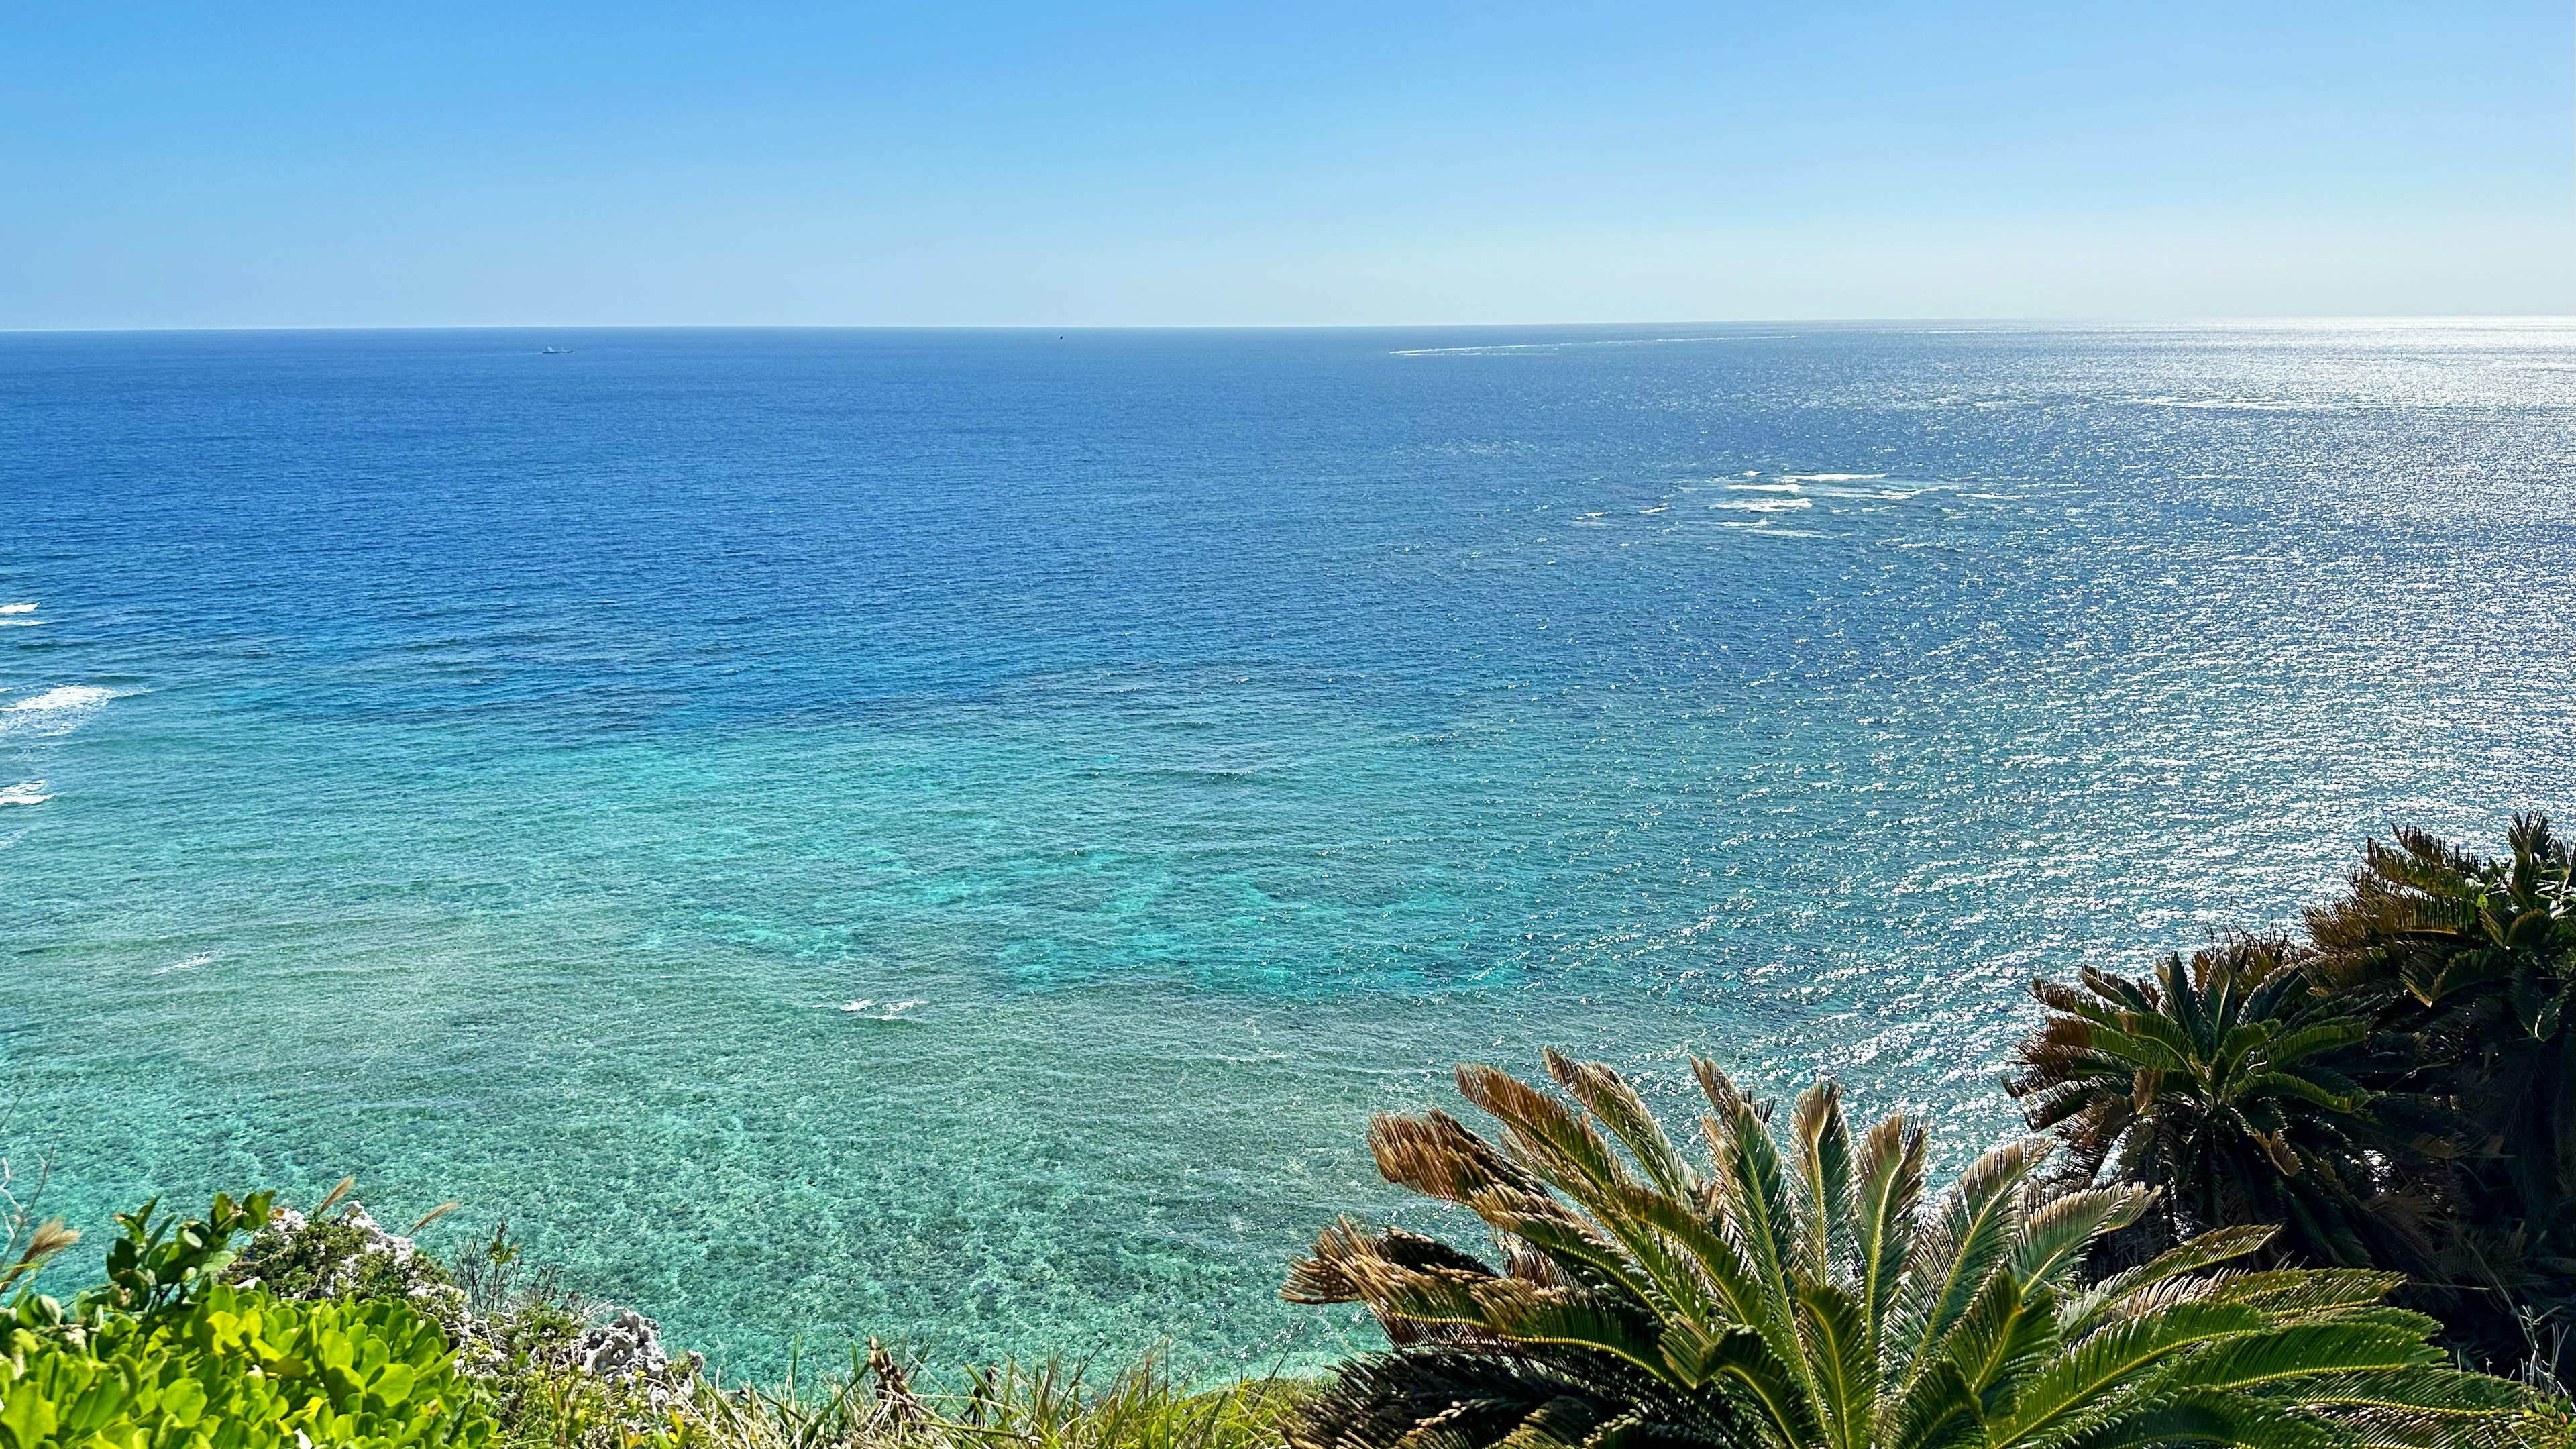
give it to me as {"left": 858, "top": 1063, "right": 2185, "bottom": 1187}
{"left": 2008, "top": 935, "right": 2414, "bottom": 1277}
{"left": 1286, "top": 1054, "right": 2520, "bottom": 1449}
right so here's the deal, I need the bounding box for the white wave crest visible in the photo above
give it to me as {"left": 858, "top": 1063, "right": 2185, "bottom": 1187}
{"left": 154, "top": 953, "right": 216, "bottom": 974}
{"left": 831, "top": 998, "right": 924, "bottom": 1020}
{"left": 0, "top": 781, "right": 50, "bottom": 806}
{"left": 0, "top": 602, "right": 35, "bottom": 614}
{"left": 0, "top": 686, "right": 122, "bottom": 739}
{"left": 7, "top": 685, "right": 116, "bottom": 712}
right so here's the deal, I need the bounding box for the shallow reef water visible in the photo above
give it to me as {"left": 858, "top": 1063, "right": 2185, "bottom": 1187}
{"left": 3, "top": 321, "right": 2571, "bottom": 1375}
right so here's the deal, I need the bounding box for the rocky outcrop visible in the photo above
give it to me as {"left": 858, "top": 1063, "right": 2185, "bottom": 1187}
{"left": 233, "top": 1193, "right": 702, "bottom": 1409}
{"left": 227, "top": 1201, "right": 465, "bottom": 1314}
{"left": 570, "top": 1308, "right": 704, "bottom": 1385}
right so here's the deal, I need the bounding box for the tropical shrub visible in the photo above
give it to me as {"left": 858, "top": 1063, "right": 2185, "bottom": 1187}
{"left": 72, "top": 1191, "right": 274, "bottom": 1331}
{"left": 0, "top": 1191, "right": 496, "bottom": 1449}
{"left": 226, "top": 1179, "right": 464, "bottom": 1319}
{"left": 2300, "top": 814, "right": 2576, "bottom": 1378}
{"left": 2004, "top": 934, "right": 2433, "bottom": 1272}
{"left": 0, "top": 1283, "right": 495, "bottom": 1449}
{"left": 1285, "top": 1050, "right": 2519, "bottom": 1449}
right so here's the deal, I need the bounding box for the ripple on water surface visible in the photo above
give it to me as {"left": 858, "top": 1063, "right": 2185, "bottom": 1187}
{"left": 1, "top": 321, "right": 2571, "bottom": 1373}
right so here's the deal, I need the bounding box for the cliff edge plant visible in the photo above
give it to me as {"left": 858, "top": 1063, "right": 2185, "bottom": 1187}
{"left": 2302, "top": 814, "right": 2576, "bottom": 1379}
{"left": 0, "top": 1283, "right": 494, "bottom": 1449}
{"left": 227, "top": 1176, "right": 464, "bottom": 1313}
{"left": 1285, "top": 1051, "right": 2519, "bottom": 1449}
{"left": 661, "top": 1345, "right": 1304, "bottom": 1449}
{"left": 2003, "top": 934, "right": 2432, "bottom": 1273}
{"left": 0, "top": 1191, "right": 496, "bottom": 1449}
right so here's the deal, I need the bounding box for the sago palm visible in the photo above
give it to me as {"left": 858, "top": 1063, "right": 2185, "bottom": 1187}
{"left": 2308, "top": 815, "right": 2576, "bottom": 1040}
{"left": 1285, "top": 1051, "right": 2516, "bottom": 1449}
{"left": 2003, "top": 935, "right": 2425, "bottom": 1271}
{"left": 2304, "top": 813, "right": 2576, "bottom": 1375}
{"left": 2306, "top": 814, "right": 2576, "bottom": 1180}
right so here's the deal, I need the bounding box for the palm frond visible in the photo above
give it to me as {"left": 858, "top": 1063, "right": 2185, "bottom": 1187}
{"left": 1285, "top": 1053, "right": 2518, "bottom": 1449}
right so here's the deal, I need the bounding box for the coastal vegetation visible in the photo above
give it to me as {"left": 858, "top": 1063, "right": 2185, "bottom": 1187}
{"left": 1, "top": 1192, "right": 497, "bottom": 1449}
{"left": 4, "top": 816, "right": 2573, "bottom": 1449}
{"left": 0, "top": 1187, "right": 1304, "bottom": 1449}
{"left": 1287, "top": 1054, "right": 2512, "bottom": 1449}
{"left": 2007, "top": 816, "right": 2576, "bottom": 1383}
{"left": 2000, "top": 933, "right": 2431, "bottom": 1274}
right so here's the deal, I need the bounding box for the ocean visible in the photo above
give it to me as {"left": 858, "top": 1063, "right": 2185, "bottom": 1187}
{"left": 3, "top": 321, "right": 2569, "bottom": 1375}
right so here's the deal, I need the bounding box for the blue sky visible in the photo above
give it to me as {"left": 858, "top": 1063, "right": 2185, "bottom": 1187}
{"left": 5, "top": 3, "right": 2569, "bottom": 327}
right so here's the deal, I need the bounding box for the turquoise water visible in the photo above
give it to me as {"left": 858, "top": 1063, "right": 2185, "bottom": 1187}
{"left": 3, "top": 321, "right": 2571, "bottom": 1374}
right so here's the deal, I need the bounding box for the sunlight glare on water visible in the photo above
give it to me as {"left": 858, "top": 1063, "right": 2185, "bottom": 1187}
{"left": 3, "top": 320, "right": 2571, "bottom": 1373}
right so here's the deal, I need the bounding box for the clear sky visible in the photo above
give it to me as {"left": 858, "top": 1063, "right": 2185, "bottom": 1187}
{"left": 6, "top": 3, "right": 2571, "bottom": 328}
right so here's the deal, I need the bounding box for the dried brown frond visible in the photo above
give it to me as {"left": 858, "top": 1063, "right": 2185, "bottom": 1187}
{"left": 2031, "top": 978, "right": 2091, "bottom": 1015}
{"left": 19, "top": 1217, "right": 76, "bottom": 1263}
{"left": 1454, "top": 1063, "right": 1625, "bottom": 1191}
{"left": 1371, "top": 1110, "right": 1538, "bottom": 1205}
{"left": 314, "top": 1175, "right": 357, "bottom": 1214}
{"left": 1285, "top": 1217, "right": 1380, "bottom": 1305}
{"left": 864, "top": 1337, "right": 927, "bottom": 1428}
{"left": 1286, "top": 1220, "right": 1497, "bottom": 1308}
{"left": 0, "top": 1216, "right": 78, "bottom": 1291}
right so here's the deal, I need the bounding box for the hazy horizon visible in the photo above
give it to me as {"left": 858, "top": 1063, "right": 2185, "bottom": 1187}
{"left": 7, "top": 315, "right": 2575, "bottom": 337}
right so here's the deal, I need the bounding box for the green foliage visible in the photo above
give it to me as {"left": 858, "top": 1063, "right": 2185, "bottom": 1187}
{"left": 436, "top": 1326, "right": 1305, "bottom": 1449}
{"left": 938, "top": 1358, "right": 1301, "bottom": 1449}
{"left": 2004, "top": 934, "right": 2428, "bottom": 1271}
{"left": 449, "top": 1224, "right": 586, "bottom": 1357}
{"left": 1284, "top": 1050, "right": 2521, "bottom": 1449}
{"left": 225, "top": 1202, "right": 462, "bottom": 1321}
{"left": 466, "top": 1358, "right": 634, "bottom": 1449}
{"left": 76, "top": 1193, "right": 274, "bottom": 1332}
{"left": 2308, "top": 815, "right": 2576, "bottom": 1035}
{"left": 2002, "top": 816, "right": 2576, "bottom": 1379}
{"left": 2300, "top": 814, "right": 2576, "bottom": 1376}
{"left": 2511, "top": 1396, "right": 2576, "bottom": 1449}
{"left": 0, "top": 1283, "right": 495, "bottom": 1449}
{"left": 461, "top": 1334, "right": 638, "bottom": 1449}
{"left": 428, "top": 1222, "right": 621, "bottom": 1448}
{"left": 0, "top": 1192, "right": 494, "bottom": 1449}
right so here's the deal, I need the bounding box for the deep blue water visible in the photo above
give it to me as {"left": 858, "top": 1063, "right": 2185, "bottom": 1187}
{"left": 3, "top": 321, "right": 2571, "bottom": 1374}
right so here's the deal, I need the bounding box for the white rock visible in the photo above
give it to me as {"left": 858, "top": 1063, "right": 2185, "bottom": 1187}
{"left": 570, "top": 1308, "right": 704, "bottom": 1385}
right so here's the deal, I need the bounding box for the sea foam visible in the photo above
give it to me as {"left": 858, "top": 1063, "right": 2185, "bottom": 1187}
{"left": 7, "top": 685, "right": 117, "bottom": 712}
{"left": 0, "top": 686, "right": 121, "bottom": 739}
{"left": 833, "top": 998, "right": 923, "bottom": 1020}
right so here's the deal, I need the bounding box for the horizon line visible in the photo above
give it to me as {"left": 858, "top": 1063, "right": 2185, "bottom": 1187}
{"left": 5, "top": 313, "right": 2572, "bottom": 337}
